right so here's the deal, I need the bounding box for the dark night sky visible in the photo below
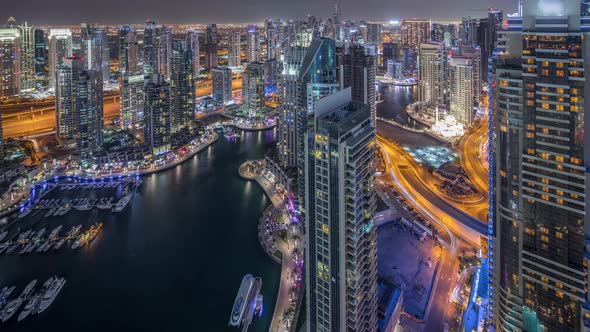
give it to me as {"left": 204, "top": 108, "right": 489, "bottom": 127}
{"left": 1, "top": 0, "right": 518, "bottom": 25}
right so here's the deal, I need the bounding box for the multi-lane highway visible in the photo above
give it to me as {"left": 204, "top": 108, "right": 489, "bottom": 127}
{"left": 377, "top": 134, "right": 487, "bottom": 245}
{"left": 458, "top": 119, "right": 489, "bottom": 200}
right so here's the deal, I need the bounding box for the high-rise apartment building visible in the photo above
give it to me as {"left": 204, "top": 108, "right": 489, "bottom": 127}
{"left": 401, "top": 19, "right": 431, "bottom": 49}
{"left": 241, "top": 61, "right": 265, "bottom": 117}
{"left": 48, "top": 28, "right": 72, "bottom": 88}
{"left": 449, "top": 56, "right": 474, "bottom": 126}
{"left": 205, "top": 24, "right": 218, "bottom": 70}
{"left": 418, "top": 42, "right": 447, "bottom": 114}
{"left": 17, "top": 22, "right": 35, "bottom": 91}
{"left": 120, "top": 74, "right": 145, "bottom": 132}
{"left": 277, "top": 32, "right": 311, "bottom": 169}
{"left": 304, "top": 88, "right": 378, "bottom": 332}
{"left": 34, "top": 29, "right": 46, "bottom": 78}
{"left": 265, "top": 19, "right": 278, "bottom": 60}
{"left": 119, "top": 26, "right": 140, "bottom": 76}
{"left": 144, "top": 73, "right": 171, "bottom": 156}
{"left": 490, "top": 1, "right": 590, "bottom": 331}
{"left": 170, "top": 38, "right": 195, "bottom": 132}
{"left": 0, "top": 28, "right": 21, "bottom": 97}
{"left": 56, "top": 57, "right": 103, "bottom": 158}
{"left": 340, "top": 44, "right": 376, "bottom": 124}
{"left": 211, "top": 66, "right": 232, "bottom": 105}
{"left": 143, "top": 20, "right": 161, "bottom": 77}
{"left": 296, "top": 37, "right": 340, "bottom": 208}
{"left": 247, "top": 26, "right": 261, "bottom": 63}
{"left": 187, "top": 30, "right": 200, "bottom": 76}
{"left": 229, "top": 30, "right": 241, "bottom": 68}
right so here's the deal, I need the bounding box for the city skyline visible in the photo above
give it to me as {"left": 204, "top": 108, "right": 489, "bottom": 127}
{"left": 1, "top": 0, "right": 518, "bottom": 25}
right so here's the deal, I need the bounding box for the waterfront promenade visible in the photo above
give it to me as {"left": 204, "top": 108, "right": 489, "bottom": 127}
{"left": 0, "top": 132, "right": 219, "bottom": 218}
{"left": 239, "top": 161, "right": 301, "bottom": 332}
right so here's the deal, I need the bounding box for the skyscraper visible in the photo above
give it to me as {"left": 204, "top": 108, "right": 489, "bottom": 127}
{"left": 17, "top": 22, "right": 35, "bottom": 91}
{"left": 80, "top": 24, "right": 106, "bottom": 77}
{"left": 143, "top": 20, "right": 161, "bottom": 77}
{"left": 449, "top": 56, "right": 474, "bottom": 126}
{"left": 211, "top": 66, "right": 232, "bottom": 105}
{"left": 277, "top": 32, "right": 311, "bottom": 169}
{"left": 120, "top": 74, "right": 145, "bottom": 132}
{"left": 417, "top": 42, "right": 447, "bottom": 114}
{"left": 34, "top": 29, "right": 46, "bottom": 79}
{"left": 366, "top": 23, "right": 383, "bottom": 44}
{"left": 48, "top": 28, "right": 72, "bottom": 89}
{"left": 205, "top": 24, "right": 218, "bottom": 70}
{"left": 187, "top": 30, "right": 200, "bottom": 76}
{"left": 241, "top": 61, "right": 265, "bottom": 117}
{"left": 296, "top": 37, "right": 339, "bottom": 207}
{"left": 340, "top": 44, "right": 376, "bottom": 124}
{"left": 0, "top": 28, "right": 21, "bottom": 97}
{"left": 56, "top": 57, "right": 103, "bottom": 157}
{"left": 490, "top": 0, "right": 590, "bottom": 331}
{"left": 157, "top": 27, "right": 172, "bottom": 79}
{"left": 265, "top": 19, "right": 278, "bottom": 60}
{"left": 228, "top": 30, "right": 241, "bottom": 68}
{"left": 144, "top": 73, "right": 171, "bottom": 156}
{"left": 304, "top": 88, "right": 378, "bottom": 332}
{"left": 170, "top": 38, "right": 195, "bottom": 132}
{"left": 118, "top": 26, "right": 140, "bottom": 76}
{"left": 400, "top": 19, "right": 431, "bottom": 49}
{"left": 247, "top": 25, "right": 261, "bottom": 63}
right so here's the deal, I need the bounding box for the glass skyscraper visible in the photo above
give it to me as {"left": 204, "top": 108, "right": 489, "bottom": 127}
{"left": 490, "top": 1, "right": 589, "bottom": 331}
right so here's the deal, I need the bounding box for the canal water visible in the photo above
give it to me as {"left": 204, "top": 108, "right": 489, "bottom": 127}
{"left": 0, "top": 129, "right": 280, "bottom": 332}
{"left": 377, "top": 84, "right": 421, "bottom": 128}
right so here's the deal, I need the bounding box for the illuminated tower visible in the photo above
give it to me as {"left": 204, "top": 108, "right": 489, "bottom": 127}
{"left": 277, "top": 32, "right": 311, "bottom": 168}
{"left": 170, "top": 38, "right": 195, "bottom": 132}
{"left": 144, "top": 73, "right": 171, "bottom": 156}
{"left": 56, "top": 57, "right": 103, "bottom": 158}
{"left": 205, "top": 24, "right": 218, "bottom": 70}
{"left": 229, "top": 30, "right": 241, "bottom": 68}
{"left": 241, "top": 62, "right": 265, "bottom": 117}
{"left": 0, "top": 28, "right": 21, "bottom": 97}
{"left": 48, "top": 28, "right": 72, "bottom": 88}
{"left": 490, "top": 0, "right": 590, "bottom": 331}
{"left": 211, "top": 66, "right": 232, "bottom": 105}
{"left": 304, "top": 88, "right": 378, "bottom": 332}
{"left": 339, "top": 44, "right": 376, "bottom": 125}
{"left": 17, "top": 22, "right": 35, "bottom": 91}
{"left": 247, "top": 25, "right": 261, "bottom": 63}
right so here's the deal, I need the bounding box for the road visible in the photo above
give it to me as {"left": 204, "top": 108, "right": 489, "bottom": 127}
{"left": 377, "top": 146, "right": 475, "bottom": 331}
{"left": 2, "top": 98, "right": 120, "bottom": 138}
{"left": 458, "top": 119, "right": 489, "bottom": 204}
{"left": 378, "top": 135, "right": 487, "bottom": 244}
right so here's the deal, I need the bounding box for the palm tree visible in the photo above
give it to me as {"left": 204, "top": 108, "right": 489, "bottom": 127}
{"left": 282, "top": 308, "right": 293, "bottom": 329}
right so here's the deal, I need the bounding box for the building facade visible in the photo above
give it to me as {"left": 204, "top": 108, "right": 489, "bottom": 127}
{"left": 241, "top": 61, "right": 265, "bottom": 117}
{"left": 0, "top": 28, "right": 21, "bottom": 97}
{"left": 211, "top": 66, "right": 232, "bottom": 105}
{"left": 418, "top": 42, "right": 448, "bottom": 113}
{"left": 170, "top": 39, "right": 195, "bottom": 133}
{"left": 490, "top": 1, "right": 590, "bottom": 331}
{"left": 247, "top": 25, "right": 261, "bottom": 63}
{"left": 144, "top": 73, "right": 171, "bottom": 156}
{"left": 304, "top": 88, "right": 378, "bottom": 332}
{"left": 449, "top": 56, "right": 474, "bottom": 126}
{"left": 401, "top": 19, "right": 431, "bottom": 49}
{"left": 340, "top": 44, "right": 376, "bottom": 124}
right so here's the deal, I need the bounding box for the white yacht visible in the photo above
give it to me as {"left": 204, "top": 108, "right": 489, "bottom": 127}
{"left": 37, "top": 277, "right": 66, "bottom": 314}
